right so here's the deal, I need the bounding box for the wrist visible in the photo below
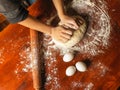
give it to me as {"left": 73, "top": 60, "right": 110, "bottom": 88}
{"left": 59, "top": 14, "right": 65, "bottom": 21}
{"left": 58, "top": 12, "right": 65, "bottom": 19}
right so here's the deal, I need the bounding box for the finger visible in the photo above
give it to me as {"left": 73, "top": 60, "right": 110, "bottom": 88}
{"left": 64, "top": 22, "right": 78, "bottom": 30}
{"left": 61, "top": 33, "right": 71, "bottom": 40}
{"left": 61, "top": 29, "right": 72, "bottom": 35}
{"left": 76, "top": 18, "right": 83, "bottom": 26}
{"left": 70, "top": 21, "right": 79, "bottom": 28}
{"left": 69, "top": 20, "right": 79, "bottom": 28}
{"left": 79, "top": 19, "right": 83, "bottom": 25}
{"left": 60, "top": 36, "right": 69, "bottom": 43}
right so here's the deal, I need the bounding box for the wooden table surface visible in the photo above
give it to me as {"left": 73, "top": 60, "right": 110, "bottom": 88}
{"left": 0, "top": 0, "right": 120, "bottom": 90}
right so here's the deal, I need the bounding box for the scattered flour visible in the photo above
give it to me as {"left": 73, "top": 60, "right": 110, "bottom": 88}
{"left": 47, "top": 0, "right": 111, "bottom": 56}
{"left": 0, "top": 29, "right": 32, "bottom": 79}
{"left": 89, "top": 61, "right": 109, "bottom": 78}
{"left": 43, "top": 0, "right": 111, "bottom": 89}
{"left": 5, "top": 0, "right": 111, "bottom": 88}
{"left": 43, "top": 40, "right": 60, "bottom": 89}
{"left": 14, "top": 44, "right": 32, "bottom": 79}
{"left": 69, "top": 0, "right": 111, "bottom": 55}
{"left": 72, "top": 82, "right": 94, "bottom": 90}
{"left": 19, "top": 46, "right": 32, "bottom": 72}
{"left": 84, "top": 82, "right": 94, "bottom": 90}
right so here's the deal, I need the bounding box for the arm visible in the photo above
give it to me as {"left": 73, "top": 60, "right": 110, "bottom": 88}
{"left": 52, "top": 0, "right": 65, "bottom": 18}
{"left": 18, "top": 15, "right": 52, "bottom": 35}
{"left": 52, "top": 0, "right": 78, "bottom": 29}
{"left": 0, "top": 0, "right": 72, "bottom": 42}
{"left": 18, "top": 15, "right": 72, "bottom": 42}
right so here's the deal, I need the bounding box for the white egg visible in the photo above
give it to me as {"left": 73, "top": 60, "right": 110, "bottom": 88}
{"left": 63, "top": 52, "right": 74, "bottom": 62}
{"left": 75, "top": 61, "right": 87, "bottom": 72}
{"left": 66, "top": 66, "right": 76, "bottom": 76}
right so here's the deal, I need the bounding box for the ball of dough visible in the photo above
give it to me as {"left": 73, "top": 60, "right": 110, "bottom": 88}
{"left": 63, "top": 52, "right": 74, "bottom": 62}
{"left": 53, "top": 16, "right": 87, "bottom": 49}
{"left": 75, "top": 61, "right": 87, "bottom": 72}
{"left": 66, "top": 66, "right": 76, "bottom": 76}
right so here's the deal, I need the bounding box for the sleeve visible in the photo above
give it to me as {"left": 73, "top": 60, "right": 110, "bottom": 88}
{"left": 0, "top": 0, "right": 29, "bottom": 23}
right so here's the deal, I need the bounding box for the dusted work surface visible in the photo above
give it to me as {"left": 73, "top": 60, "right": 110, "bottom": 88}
{"left": 42, "top": 0, "right": 120, "bottom": 90}
{"left": 0, "top": 25, "right": 33, "bottom": 90}
{"left": 0, "top": 0, "right": 120, "bottom": 90}
{"left": 0, "top": 0, "right": 47, "bottom": 90}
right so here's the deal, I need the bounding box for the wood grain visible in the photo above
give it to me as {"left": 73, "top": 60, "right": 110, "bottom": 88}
{"left": 0, "top": 0, "right": 120, "bottom": 90}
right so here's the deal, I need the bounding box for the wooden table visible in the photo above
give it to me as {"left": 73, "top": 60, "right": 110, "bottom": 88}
{"left": 0, "top": 0, "right": 120, "bottom": 90}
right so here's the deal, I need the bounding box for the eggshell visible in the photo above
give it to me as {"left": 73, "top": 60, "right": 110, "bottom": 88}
{"left": 75, "top": 61, "right": 87, "bottom": 72}
{"left": 66, "top": 66, "right": 76, "bottom": 76}
{"left": 63, "top": 52, "right": 74, "bottom": 62}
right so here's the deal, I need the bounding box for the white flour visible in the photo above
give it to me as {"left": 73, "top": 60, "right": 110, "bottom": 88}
{"left": 72, "top": 82, "right": 94, "bottom": 90}
{"left": 89, "top": 61, "right": 109, "bottom": 78}
{"left": 12, "top": 37, "right": 32, "bottom": 79}
{"left": 43, "top": 38, "right": 61, "bottom": 89}
{"left": 14, "top": 41, "right": 32, "bottom": 79}
{"left": 84, "top": 83, "right": 94, "bottom": 90}
{"left": 47, "top": 0, "right": 111, "bottom": 56}
{"left": 43, "top": 0, "right": 111, "bottom": 89}
{"left": 69, "top": 0, "right": 111, "bottom": 55}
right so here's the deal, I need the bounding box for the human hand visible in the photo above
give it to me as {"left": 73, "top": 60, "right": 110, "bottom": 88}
{"left": 51, "top": 26, "right": 73, "bottom": 43}
{"left": 59, "top": 15, "right": 79, "bottom": 30}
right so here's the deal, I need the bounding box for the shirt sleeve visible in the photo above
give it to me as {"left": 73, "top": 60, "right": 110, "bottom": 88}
{"left": 0, "top": 0, "right": 29, "bottom": 23}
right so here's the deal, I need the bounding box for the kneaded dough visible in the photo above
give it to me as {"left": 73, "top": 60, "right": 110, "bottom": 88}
{"left": 53, "top": 16, "right": 87, "bottom": 49}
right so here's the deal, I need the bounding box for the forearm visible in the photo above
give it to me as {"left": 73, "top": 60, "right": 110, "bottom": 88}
{"left": 18, "top": 15, "right": 52, "bottom": 35}
{"left": 52, "top": 0, "right": 65, "bottom": 17}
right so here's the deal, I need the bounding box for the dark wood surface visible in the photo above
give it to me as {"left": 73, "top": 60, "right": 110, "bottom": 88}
{"left": 0, "top": 0, "right": 120, "bottom": 90}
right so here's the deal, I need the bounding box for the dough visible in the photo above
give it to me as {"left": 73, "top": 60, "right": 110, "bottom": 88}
{"left": 53, "top": 16, "right": 87, "bottom": 49}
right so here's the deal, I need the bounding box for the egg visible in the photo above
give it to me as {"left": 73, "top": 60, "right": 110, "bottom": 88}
{"left": 66, "top": 66, "right": 76, "bottom": 76}
{"left": 75, "top": 61, "right": 87, "bottom": 72}
{"left": 63, "top": 52, "right": 74, "bottom": 62}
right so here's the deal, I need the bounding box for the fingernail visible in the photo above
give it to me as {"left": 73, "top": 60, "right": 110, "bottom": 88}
{"left": 73, "top": 26, "right": 78, "bottom": 29}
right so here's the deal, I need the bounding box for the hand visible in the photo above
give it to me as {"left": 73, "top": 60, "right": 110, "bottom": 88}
{"left": 59, "top": 15, "right": 79, "bottom": 29}
{"left": 51, "top": 26, "right": 73, "bottom": 43}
